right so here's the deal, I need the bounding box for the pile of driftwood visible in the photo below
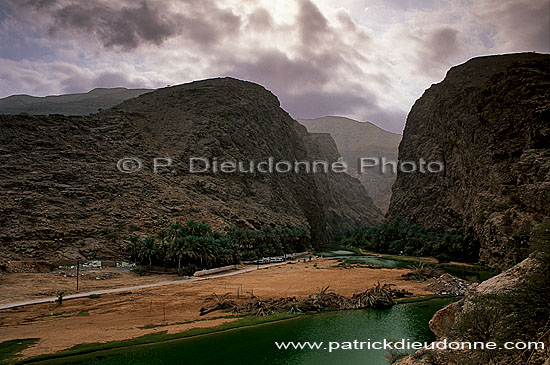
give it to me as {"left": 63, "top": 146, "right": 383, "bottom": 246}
{"left": 199, "top": 283, "right": 413, "bottom": 317}
{"left": 401, "top": 262, "right": 444, "bottom": 281}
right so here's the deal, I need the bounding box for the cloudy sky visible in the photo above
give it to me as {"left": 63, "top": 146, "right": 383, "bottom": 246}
{"left": 0, "top": 0, "right": 548, "bottom": 133}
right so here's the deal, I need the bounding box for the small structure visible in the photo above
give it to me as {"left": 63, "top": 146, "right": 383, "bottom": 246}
{"left": 82, "top": 260, "right": 102, "bottom": 269}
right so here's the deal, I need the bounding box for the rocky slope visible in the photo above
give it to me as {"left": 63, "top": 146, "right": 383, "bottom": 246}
{"left": 399, "top": 253, "right": 548, "bottom": 364}
{"left": 0, "top": 78, "right": 382, "bottom": 263}
{"left": 298, "top": 116, "right": 401, "bottom": 213}
{"left": 0, "top": 88, "right": 151, "bottom": 115}
{"left": 304, "top": 132, "right": 383, "bottom": 236}
{"left": 387, "top": 53, "right": 550, "bottom": 268}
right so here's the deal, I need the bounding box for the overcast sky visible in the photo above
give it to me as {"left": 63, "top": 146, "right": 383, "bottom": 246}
{"left": 0, "top": 0, "right": 548, "bottom": 133}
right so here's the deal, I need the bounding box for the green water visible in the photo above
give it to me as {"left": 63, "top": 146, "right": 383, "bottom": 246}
{"left": 36, "top": 298, "right": 455, "bottom": 365}
{"left": 335, "top": 256, "right": 410, "bottom": 269}
{"left": 328, "top": 253, "right": 498, "bottom": 281}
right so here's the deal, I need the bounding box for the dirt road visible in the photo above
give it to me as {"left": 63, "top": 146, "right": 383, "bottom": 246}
{"left": 0, "top": 258, "right": 433, "bottom": 360}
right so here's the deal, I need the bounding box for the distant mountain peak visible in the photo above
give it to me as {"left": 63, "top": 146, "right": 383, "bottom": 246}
{"left": 0, "top": 87, "right": 152, "bottom": 115}
{"left": 297, "top": 116, "right": 402, "bottom": 213}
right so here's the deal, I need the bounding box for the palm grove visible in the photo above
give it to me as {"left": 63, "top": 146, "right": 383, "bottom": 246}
{"left": 126, "top": 221, "right": 311, "bottom": 275}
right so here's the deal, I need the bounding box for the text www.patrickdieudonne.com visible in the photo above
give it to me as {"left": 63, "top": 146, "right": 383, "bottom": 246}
{"left": 274, "top": 339, "right": 545, "bottom": 353}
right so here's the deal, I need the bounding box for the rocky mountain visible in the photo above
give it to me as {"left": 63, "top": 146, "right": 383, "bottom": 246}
{"left": 0, "top": 87, "right": 151, "bottom": 115}
{"left": 0, "top": 78, "right": 382, "bottom": 263}
{"left": 304, "top": 132, "right": 383, "bottom": 236}
{"left": 298, "top": 116, "right": 401, "bottom": 213}
{"left": 387, "top": 53, "right": 549, "bottom": 268}
{"left": 399, "top": 250, "right": 549, "bottom": 364}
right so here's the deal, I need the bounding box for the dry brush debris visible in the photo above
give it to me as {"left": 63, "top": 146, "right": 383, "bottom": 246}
{"left": 199, "top": 283, "right": 413, "bottom": 317}
{"left": 401, "top": 262, "right": 444, "bottom": 281}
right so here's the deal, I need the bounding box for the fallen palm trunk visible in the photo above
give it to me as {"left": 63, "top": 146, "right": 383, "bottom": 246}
{"left": 199, "top": 283, "right": 413, "bottom": 316}
{"left": 401, "top": 262, "right": 444, "bottom": 281}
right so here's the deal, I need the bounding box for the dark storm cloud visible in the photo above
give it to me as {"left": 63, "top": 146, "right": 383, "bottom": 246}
{"left": 246, "top": 7, "right": 273, "bottom": 31}
{"left": 0, "top": 0, "right": 402, "bottom": 131}
{"left": 282, "top": 88, "right": 406, "bottom": 133}
{"left": 428, "top": 28, "right": 461, "bottom": 63}
{"left": 58, "top": 70, "right": 148, "bottom": 93}
{"left": 282, "top": 89, "right": 375, "bottom": 118}
{"left": 11, "top": 0, "right": 58, "bottom": 9}
{"left": 297, "top": 0, "right": 330, "bottom": 45}
{"left": 413, "top": 26, "right": 464, "bottom": 75}
{"left": 225, "top": 0, "right": 399, "bottom": 131}
{"left": 49, "top": 2, "right": 177, "bottom": 49}
{"left": 226, "top": 1, "right": 370, "bottom": 94}
{"left": 7, "top": 0, "right": 241, "bottom": 50}
{"left": 226, "top": 49, "right": 403, "bottom": 132}
{"left": 225, "top": 1, "right": 374, "bottom": 99}
{"left": 227, "top": 50, "right": 331, "bottom": 92}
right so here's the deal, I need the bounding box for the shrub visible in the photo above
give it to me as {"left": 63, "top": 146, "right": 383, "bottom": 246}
{"left": 436, "top": 253, "right": 451, "bottom": 263}
{"left": 338, "top": 219, "right": 480, "bottom": 262}
{"left": 56, "top": 291, "right": 64, "bottom": 305}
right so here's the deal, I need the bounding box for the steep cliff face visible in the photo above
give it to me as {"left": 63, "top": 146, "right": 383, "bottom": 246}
{"left": 0, "top": 78, "right": 380, "bottom": 262}
{"left": 304, "top": 132, "right": 383, "bottom": 236}
{"left": 298, "top": 116, "right": 401, "bottom": 213}
{"left": 387, "top": 53, "right": 550, "bottom": 268}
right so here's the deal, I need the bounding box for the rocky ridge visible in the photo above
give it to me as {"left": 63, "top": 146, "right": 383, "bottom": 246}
{"left": 304, "top": 132, "right": 383, "bottom": 236}
{"left": 387, "top": 53, "right": 550, "bottom": 268}
{"left": 0, "top": 88, "right": 152, "bottom": 116}
{"left": 0, "top": 78, "right": 382, "bottom": 263}
{"left": 298, "top": 116, "right": 401, "bottom": 213}
{"left": 399, "top": 255, "right": 547, "bottom": 364}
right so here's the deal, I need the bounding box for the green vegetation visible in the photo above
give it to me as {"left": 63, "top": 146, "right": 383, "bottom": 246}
{"left": 126, "top": 220, "right": 311, "bottom": 275}
{"left": 55, "top": 292, "right": 64, "bottom": 305}
{"left": 338, "top": 218, "right": 480, "bottom": 263}
{"left": 0, "top": 338, "right": 39, "bottom": 364}
{"left": 396, "top": 294, "right": 456, "bottom": 304}
{"left": 437, "top": 221, "right": 550, "bottom": 364}
{"left": 21, "top": 313, "right": 298, "bottom": 364}
{"left": 138, "top": 315, "right": 244, "bottom": 330}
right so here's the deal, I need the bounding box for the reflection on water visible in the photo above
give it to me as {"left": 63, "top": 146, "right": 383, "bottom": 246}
{"left": 334, "top": 255, "right": 411, "bottom": 269}
{"left": 325, "top": 251, "right": 498, "bottom": 281}
{"left": 40, "top": 298, "right": 456, "bottom": 365}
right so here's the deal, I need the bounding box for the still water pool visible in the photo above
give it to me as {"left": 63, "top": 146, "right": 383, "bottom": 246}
{"left": 38, "top": 298, "right": 455, "bottom": 365}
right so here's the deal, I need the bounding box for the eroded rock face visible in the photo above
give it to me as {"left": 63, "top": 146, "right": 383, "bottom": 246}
{"left": 399, "top": 255, "right": 541, "bottom": 365}
{"left": 0, "top": 78, "right": 381, "bottom": 262}
{"left": 298, "top": 116, "right": 401, "bottom": 213}
{"left": 428, "top": 255, "right": 539, "bottom": 338}
{"left": 304, "top": 132, "right": 383, "bottom": 236}
{"left": 387, "top": 53, "right": 550, "bottom": 268}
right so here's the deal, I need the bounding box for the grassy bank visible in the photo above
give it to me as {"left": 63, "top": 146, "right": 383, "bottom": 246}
{"left": 341, "top": 249, "right": 500, "bottom": 281}
{"left": 396, "top": 294, "right": 458, "bottom": 304}
{"left": 6, "top": 294, "right": 458, "bottom": 364}
{"left": 17, "top": 313, "right": 299, "bottom": 364}
{"left": 0, "top": 339, "right": 39, "bottom": 365}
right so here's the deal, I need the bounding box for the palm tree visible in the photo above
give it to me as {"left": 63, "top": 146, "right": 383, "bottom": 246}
{"left": 157, "top": 229, "right": 168, "bottom": 246}
{"left": 139, "top": 237, "right": 159, "bottom": 269}
{"left": 184, "top": 220, "right": 212, "bottom": 237}
{"left": 157, "top": 229, "right": 169, "bottom": 269}
{"left": 191, "top": 236, "right": 214, "bottom": 269}
{"left": 167, "top": 236, "right": 193, "bottom": 275}
{"left": 126, "top": 236, "right": 141, "bottom": 264}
